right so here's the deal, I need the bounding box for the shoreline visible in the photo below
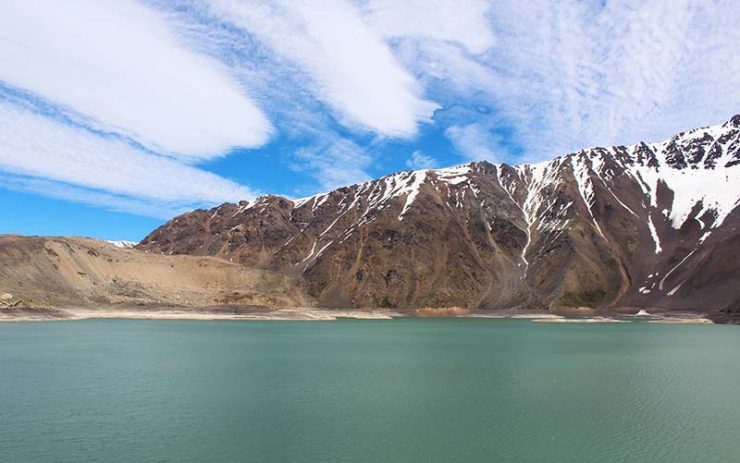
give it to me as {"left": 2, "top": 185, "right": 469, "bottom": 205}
{"left": 0, "top": 307, "right": 402, "bottom": 323}
{"left": 0, "top": 306, "right": 716, "bottom": 324}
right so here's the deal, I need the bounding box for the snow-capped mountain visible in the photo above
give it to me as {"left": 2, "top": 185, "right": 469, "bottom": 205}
{"left": 138, "top": 116, "right": 740, "bottom": 317}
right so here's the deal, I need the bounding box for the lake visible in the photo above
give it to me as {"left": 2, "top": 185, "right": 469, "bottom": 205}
{"left": 0, "top": 319, "right": 738, "bottom": 462}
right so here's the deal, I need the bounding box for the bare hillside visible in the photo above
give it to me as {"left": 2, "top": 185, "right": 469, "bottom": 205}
{"left": 0, "top": 235, "right": 314, "bottom": 309}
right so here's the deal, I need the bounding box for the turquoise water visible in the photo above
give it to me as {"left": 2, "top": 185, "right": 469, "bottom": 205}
{"left": 0, "top": 319, "right": 738, "bottom": 462}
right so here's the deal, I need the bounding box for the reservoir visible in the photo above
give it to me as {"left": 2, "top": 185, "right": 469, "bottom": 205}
{"left": 1, "top": 319, "right": 738, "bottom": 462}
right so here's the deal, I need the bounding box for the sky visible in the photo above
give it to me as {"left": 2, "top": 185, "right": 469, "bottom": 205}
{"left": 1, "top": 0, "right": 739, "bottom": 241}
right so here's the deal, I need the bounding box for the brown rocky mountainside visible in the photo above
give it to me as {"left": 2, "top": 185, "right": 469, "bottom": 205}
{"left": 0, "top": 236, "right": 313, "bottom": 309}
{"left": 138, "top": 116, "right": 740, "bottom": 318}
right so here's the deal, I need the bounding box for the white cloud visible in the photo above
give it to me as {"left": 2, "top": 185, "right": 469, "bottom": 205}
{"left": 0, "top": 0, "right": 272, "bottom": 159}
{"left": 0, "top": 174, "right": 193, "bottom": 219}
{"left": 3, "top": 0, "right": 739, "bottom": 222}
{"left": 361, "top": 0, "right": 495, "bottom": 54}
{"left": 445, "top": 124, "right": 500, "bottom": 162}
{"left": 206, "top": 0, "right": 437, "bottom": 138}
{"left": 355, "top": 0, "right": 740, "bottom": 163}
{"left": 405, "top": 150, "right": 437, "bottom": 170}
{"left": 0, "top": 102, "right": 254, "bottom": 217}
{"left": 474, "top": 0, "right": 740, "bottom": 159}
{"left": 292, "top": 137, "right": 373, "bottom": 191}
{"left": 394, "top": 40, "right": 501, "bottom": 98}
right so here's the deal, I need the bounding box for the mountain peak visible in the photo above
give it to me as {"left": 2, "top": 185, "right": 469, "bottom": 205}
{"left": 727, "top": 114, "right": 740, "bottom": 128}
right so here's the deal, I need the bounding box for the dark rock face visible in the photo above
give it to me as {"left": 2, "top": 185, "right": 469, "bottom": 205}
{"left": 138, "top": 116, "right": 740, "bottom": 315}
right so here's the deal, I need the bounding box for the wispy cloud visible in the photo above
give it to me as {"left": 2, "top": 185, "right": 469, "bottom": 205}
{"left": 445, "top": 124, "right": 501, "bottom": 162}
{"left": 361, "top": 0, "right": 740, "bottom": 161}
{"left": 440, "top": 0, "right": 740, "bottom": 159}
{"left": 291, "top": 137, "right": 373, "bottom": 192}
{"left": 205, "top": 0, "right": 437, "bottom": 138}
{"left": 0, "top": 102, "right": 254, "bottom": 217}
{"left": 0, "top": 0, "right": 272, "bottom": 159}
{"left": 0, "top": 174, "right": 196, "bottom": 219}
{"left": 361, "top": 0, "right": 495, "bottom": 54}
{"left": 405, "top": 150, "right": 437, "bottom": 170}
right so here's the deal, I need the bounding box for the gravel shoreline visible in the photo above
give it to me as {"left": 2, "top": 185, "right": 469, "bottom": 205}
{"left": 0, "top": 306, "right": 715, "bottom": 324}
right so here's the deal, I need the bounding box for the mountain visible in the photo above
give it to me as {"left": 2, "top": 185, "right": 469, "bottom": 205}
{"left": 138, "top": 116, "right": 740, "bottom": 319}
{"left": 0, "top": 236, "right": 313, "bottom": 310}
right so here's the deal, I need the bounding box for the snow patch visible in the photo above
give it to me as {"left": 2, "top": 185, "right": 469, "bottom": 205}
{"left": 435, "top": 165, "right": 472, "bottom": 185}
{"left": 398, "top": 171, "right": 428, "bottom": 220}
{"left": 647, "top": 214, "right": 662, "bottom": 254}
{"left": 622, "top": 122, "right": 740, "bottom": 230}
{"left": 106, "top": 240, "right": 136, "bottom": 249}
{"left": 667, "top": 283, "right": 682, "bottom": 296}
{"left": 659, "top": 249, "right": 697, "bottom": 291}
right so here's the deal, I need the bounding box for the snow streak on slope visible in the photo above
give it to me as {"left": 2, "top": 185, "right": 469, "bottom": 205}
{"left": 571, "top": 154, "right": 605, "bottom": 238}
{"left": 399, "top": 171, "right": 427, "bottom": 220}
{"left": 588, "top": 151, "right": 639, "bottom": 218}
{"left": 515, "top": 160, "right": 567, "bottom": 275}
{"left": 496, "top": 165, "right": 530, "bottom": 273}
{"left": 647, "top": 214, "right": 662, "bottom": 254}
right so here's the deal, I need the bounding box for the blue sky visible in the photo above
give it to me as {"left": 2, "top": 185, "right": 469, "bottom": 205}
{"left": 1, "top": 0, "right": 739, "bottom": 241}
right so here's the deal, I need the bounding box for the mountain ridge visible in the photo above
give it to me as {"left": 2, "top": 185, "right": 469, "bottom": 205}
{"left": 138, "top": 116, "right": 740, "bottom": 318}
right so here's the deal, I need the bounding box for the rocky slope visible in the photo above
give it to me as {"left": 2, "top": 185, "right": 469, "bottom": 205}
{"left": 138, "top": 116, "right": 740, "bottom": 317}
{"left": 0, "top": 236, "right": 313, "bottom": 309}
